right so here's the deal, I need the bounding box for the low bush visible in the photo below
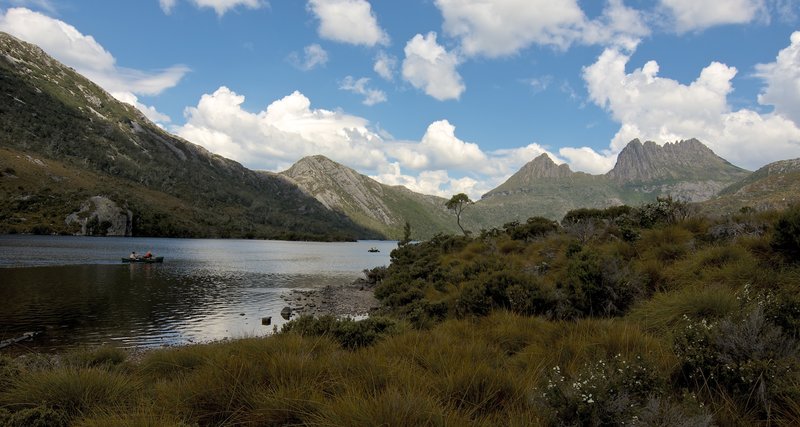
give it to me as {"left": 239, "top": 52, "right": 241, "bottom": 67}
{"left": 772, "top": 205, "right": 800, "bottom": 261}
{"left": 281, "top": 315, "right": 401, "bottom": 349}
{"left": 674, "top": 307, "right": 800, "bottom": 421}
{"left": 539, "top": 354, "right": 665, "bottom": 426}
{"left": 560, "top": 249, "right": 639, "bottom": 318}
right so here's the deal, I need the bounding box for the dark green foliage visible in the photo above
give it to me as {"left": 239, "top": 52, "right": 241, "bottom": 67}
{"left": 445, "top": 193, "right": 473, "bottom": 236}
{"left": 404, "top": 299, "right": 449, "bottom": 329}
{"left": 362, "top": 266, "right": 387, "bottom": 287}
{"left": 375, "top": 234, "right": 469, "bottom": 309}
{"left": 772, "top": 205, "right": 800, "bottom": 261}
{"left": 398, "top": 221, "right": 412, "bottom": 246}
{"left": 503, "top": 216, "right": 560, "bottom": 241}
{"left": 457, "top": 270, "right": 551, "bottom": 317}
{"left": 281, "top": 315, "right": 400, "bottom": 349}
{"left": 561, "top": 249, "right": 638, "bottom": 317}
{"left": 635, "top": 196, "right": 692, "bottom": 228}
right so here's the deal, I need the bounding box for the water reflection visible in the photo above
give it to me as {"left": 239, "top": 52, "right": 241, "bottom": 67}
{"left": 0, "top": 236, "right": 394, "bottom": 352}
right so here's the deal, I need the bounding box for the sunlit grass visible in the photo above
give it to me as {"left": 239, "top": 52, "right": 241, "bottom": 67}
{"left": 627, "top": 286, "right": 740, "bottom": 334}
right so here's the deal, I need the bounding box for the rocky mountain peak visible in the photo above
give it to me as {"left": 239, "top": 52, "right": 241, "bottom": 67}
{"left": 606, "top": 138, "right": 745, "bottom": 183}
{"left": 512, "top": 153, "right": 574, "bottom": 180}
{"left": 481, "top": 153, "right": 574, "bottom": 199}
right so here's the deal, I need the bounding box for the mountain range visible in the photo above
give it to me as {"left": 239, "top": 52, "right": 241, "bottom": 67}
{"left": 469, "top": 138, "right": 752, "bottom": 228}
{"left": 1, "top": 32, "right": 798, "bottom": 240}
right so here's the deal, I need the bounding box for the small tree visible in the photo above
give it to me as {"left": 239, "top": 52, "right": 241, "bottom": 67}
{"left": 446, "top": 193, "right": 473, "bottom": 236}
{"left": 398, "top": 221, "right": 412, "bottom": 247}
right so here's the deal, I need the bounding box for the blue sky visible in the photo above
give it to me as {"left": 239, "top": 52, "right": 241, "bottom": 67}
{"left": 1, "top": 0, "right": 799, "bottom": 198}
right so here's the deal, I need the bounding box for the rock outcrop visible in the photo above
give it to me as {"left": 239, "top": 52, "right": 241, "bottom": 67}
{"left": 65, "top": 196, "right": 132, "bottom": 236}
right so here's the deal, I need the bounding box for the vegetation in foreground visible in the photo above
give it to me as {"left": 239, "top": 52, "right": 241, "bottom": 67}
{"left": 1, "top": 201, "right": 799, "bottom": 426}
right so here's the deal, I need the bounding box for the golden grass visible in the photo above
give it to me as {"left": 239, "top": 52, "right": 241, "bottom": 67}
{"left": 627, "top": 286, "right": 739, "bottom": 334}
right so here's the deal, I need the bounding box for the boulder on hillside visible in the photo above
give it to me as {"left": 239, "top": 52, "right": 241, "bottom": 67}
{"left": 65, "top": 196, "right": 132, "bottom": 236}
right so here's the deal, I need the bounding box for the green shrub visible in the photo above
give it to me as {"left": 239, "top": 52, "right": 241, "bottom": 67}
{"left": 281, "top": 315, "right": 400, "bottom": 350}
{"left": 504, "top": 216, "right": 560, "bottom": 242}
{"left": 561, "top": 249, "right": 638, "bottom": 317}
{"left": 635, "top": 196, "right": 691, "bottom": 228}
{"left": 772, "top": 205, "right": 800, "bottom": 261}
{"left": 456, "top": 271, "right": 552, "bottom": 317}
{"left": 405, "top": 299, "right": 450, "bottom": 329}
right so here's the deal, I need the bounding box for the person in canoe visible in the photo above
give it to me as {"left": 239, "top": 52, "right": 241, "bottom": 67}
{"left": 129, "top": 251, "right": 138, "bottom": 260}
{"left": 144, "top": 251, "right": 153, "bottom": 259}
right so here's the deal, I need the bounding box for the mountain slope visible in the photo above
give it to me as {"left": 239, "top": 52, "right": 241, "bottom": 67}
{"left": 281, "top": 155, "right": 459, "bottom": 239}
{"left": 700, "top": 158, "right": 800, "bottom": 214}
{"left": 0, "top": 32, "right": 374, "bottom": 240}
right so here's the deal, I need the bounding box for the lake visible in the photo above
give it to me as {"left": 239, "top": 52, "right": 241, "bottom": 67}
{"left": 0, "top": 235, "right": 394, "bottom": 353}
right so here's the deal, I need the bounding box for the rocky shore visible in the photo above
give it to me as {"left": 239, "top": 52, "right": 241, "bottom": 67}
{"left": 280, "top": 278, "right": 380, "bottom": 319}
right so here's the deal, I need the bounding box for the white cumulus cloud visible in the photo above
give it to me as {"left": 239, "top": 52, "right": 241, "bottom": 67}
{"left": 339, "top": 76, "right": 387, "bottom": 106}
{"left": 177, "top": 87, "right": 388, "bottom": 171}
{"left": 175, "top": 87, "right": 559, "bottom": 199}
{"left": 581, "top": 45, "right": 800, "bottom": 172}
{"left": 659, "top": 0, "right": 766, "bottom": 33}
{"left": 434, "top": 0, "right": 649, "bottom": 58}
{"left": 307, "top": 0, "right": 389, "bottom": 46}
{"left": 288, "top": 43, "right": 329, "bottom": 71}
{"left": 373, "top": 50, "right": 397, "bottom": 81}
{"left": 160, "top": 0, "right": 263, "bottom": 16}
{"left": 159, "top": 0, "right": 178, "bottom": 14}
{"left": 0, "top": 7, "right": 188, "bottom": 123}
{"left": 755, "top": 31, "right": 800, "bottom": 127}
{"left": 401, "top": 32, "right": 465, "bottom": 101}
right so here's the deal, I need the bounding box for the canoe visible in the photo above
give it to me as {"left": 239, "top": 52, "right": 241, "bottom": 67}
{"left": 121, "top": 256, "right": 164, "bottom": 263}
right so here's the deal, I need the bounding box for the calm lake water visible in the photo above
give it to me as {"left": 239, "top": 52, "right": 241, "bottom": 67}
{"left": 0, "top": 235, "right": 394, "bottom": 352}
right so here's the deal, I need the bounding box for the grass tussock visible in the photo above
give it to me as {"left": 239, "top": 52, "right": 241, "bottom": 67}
{"left": 0, "top": 367, "right": 137, "bottom": 418}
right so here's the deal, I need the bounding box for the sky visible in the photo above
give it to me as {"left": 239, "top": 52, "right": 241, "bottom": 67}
{"left": 1, "top": 0, "right": 800, "bottom": 199}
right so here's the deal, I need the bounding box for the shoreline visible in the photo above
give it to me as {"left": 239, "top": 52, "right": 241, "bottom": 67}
{"left": 279, "top": 278, "right": 380, "bottom": 319}
{"left": 1, "top": 279, "right": 382, "bottom": 359}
